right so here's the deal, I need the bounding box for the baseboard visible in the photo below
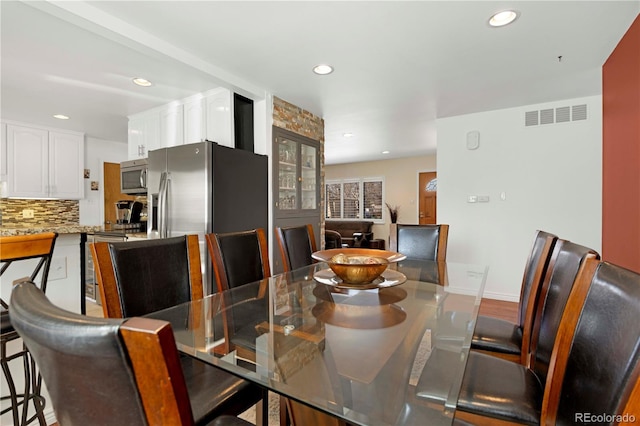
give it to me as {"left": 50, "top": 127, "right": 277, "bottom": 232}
{"left": 481, "top": 292, "right": 519, "bottom": 303}
{"left": 45, "top": 408, "right": 56, "bottom": 425}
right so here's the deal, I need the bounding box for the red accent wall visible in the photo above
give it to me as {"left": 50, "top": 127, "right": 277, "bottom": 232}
{"left": 602, "top": 14, "right": 640, "bottom": 272}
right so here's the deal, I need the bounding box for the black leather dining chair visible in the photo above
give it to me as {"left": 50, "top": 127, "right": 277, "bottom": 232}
{"left": 10, "top": 279, "right": 254, "bottom": 426}
{"left": 471, "top": 230, "right": 558, "bottom": 364}
{"left": 456, "top": 257, "right": 640, "bottom": 424}
{"left": 417, "top": 239, "right": 600, "bottom": 424}
{"left": 206, "top": 228, "right": 271, "bottom": 292}
{"left": 205, "top": 229, "right": 271, "bottom": 362}
{"left": 90, "top": 235, "right": 266, "bottom": 425}
{"left": 389, "top": 224, "right": 449, "bottom": 261}
{"left": 275, "top": 224, "right": 317, "bottom": 272}
{"left": 1, "top": 232, "right": 57, "bottom": 426}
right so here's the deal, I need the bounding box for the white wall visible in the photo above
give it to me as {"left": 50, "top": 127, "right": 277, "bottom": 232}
{"left": 437, "top": 95, "right": 602, "bottom": 301}
{"left": 325, "top": 155, "right": 437, "bottom": 244}
{"left": 79, "top": 137, "right": 129, "bottom": 226}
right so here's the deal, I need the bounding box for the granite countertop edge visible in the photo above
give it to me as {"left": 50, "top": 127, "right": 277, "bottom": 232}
{"left": 0, "top": 225, "right": 103, "bottom": 236}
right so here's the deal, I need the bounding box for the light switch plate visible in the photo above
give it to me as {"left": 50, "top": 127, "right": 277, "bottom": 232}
{"left": 466, "top": 131, "right": 480, "bottom": 150}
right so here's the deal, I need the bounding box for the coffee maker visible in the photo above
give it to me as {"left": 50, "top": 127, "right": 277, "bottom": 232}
{"left": 114, "top": 200, "right": 144, "bottom": 231}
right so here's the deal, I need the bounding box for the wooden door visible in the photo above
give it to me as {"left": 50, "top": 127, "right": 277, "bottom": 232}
{"left": 419, "top": 172, "right": 437, "bottom": 225}
{"left": 104, "top": 162, "right": 135, "bottom": 227}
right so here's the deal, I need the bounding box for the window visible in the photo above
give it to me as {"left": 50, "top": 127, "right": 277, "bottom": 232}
{"left": 325, "top": 178, "right": 384, "bottom": 222}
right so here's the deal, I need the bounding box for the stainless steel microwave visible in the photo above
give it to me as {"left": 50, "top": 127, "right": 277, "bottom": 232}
{"left": 120, "top": 159, "right": 147, "bottom": 195}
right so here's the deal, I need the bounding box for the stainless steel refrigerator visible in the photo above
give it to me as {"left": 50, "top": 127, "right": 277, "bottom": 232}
{"left": 147, "top": 141, "right": 268, "bottom": 294}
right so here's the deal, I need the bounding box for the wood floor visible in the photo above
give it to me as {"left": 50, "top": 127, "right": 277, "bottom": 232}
{"left": 479, "top": 297, "right": 518, "bottom": 322}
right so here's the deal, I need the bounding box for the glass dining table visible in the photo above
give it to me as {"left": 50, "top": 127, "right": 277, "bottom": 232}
{"left": 146, "top": 259, "right": 488, "bottom": 426}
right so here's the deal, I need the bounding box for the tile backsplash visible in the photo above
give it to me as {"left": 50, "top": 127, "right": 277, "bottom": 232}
{"left": 0, "top": 199, "right": 79, "bottom": 226}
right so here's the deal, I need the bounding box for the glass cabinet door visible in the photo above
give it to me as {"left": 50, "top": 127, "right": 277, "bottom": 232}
{"left": 278, "top": 138, "right": 298, "bottom": 210}
{"left": 300, "top": 144, "right": 317, "bottom": 210}
{"left": 275, "top": 130, "right": 319, "bottom": 215}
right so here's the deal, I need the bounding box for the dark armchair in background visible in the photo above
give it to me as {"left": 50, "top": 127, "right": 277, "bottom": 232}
{"left": 324, "top": 230, "right": 343, "bottom": 249}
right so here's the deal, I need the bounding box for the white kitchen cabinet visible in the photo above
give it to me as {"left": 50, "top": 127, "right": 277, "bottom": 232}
{"left": 128, "top": 88, "right": 234, "bottom": 156}
{"left": 128, "top": 111, "right": 160, "bottom": 159}
{"left": 205, "top": 88, "right": 233, "bottom": 147}
{"left": 5, "top": 124, "right": 84, "bottom": 199}
{"left": 160, "top": 104, "right": 184, "bottom": 147}
{"left": 184, "top": 98, "right": 205, "bottom": 144}
{"left": 49, "top": 131, "right": 85, "bottom": 199}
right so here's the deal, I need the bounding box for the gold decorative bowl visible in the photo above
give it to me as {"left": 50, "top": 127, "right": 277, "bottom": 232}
{"left": 312, "top": 249, "right": 407, "bottom": 285}
{"left": 327, "top": 256, "right": 389, "bottom": 285}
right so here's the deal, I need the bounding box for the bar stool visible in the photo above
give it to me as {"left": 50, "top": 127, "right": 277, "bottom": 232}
{"left": 1, "top": 232, "right": 58, "bottom": 426}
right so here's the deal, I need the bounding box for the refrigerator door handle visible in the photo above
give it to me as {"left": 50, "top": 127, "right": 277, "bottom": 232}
{"left": 165, "top": 173, "right": 171, "bottom": 238}
{"left": 158, "top": 172, "right": 167, "bottom": 238}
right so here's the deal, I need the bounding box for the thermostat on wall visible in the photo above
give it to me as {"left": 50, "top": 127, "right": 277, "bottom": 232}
{"left": 467, "top": 131, "right": 480, "bottom": 150}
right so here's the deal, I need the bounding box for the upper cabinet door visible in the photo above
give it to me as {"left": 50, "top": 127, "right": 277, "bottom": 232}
{"left": 49, "top": 131, "right": 84, "bottom": 199}
{"left": 160, "top": 104, "right": 184, "bottom": 147}
{"left": 184, "top": 98, "right": 205, "bottom": 144}
{"left": 205, "top": 88, "right": 233, "bottom": 148}
{"left": 6, "top": 124, "right": 49, "bottom": 197}
{"left": 128, "top": 112, "right": 160, "bottom": 159}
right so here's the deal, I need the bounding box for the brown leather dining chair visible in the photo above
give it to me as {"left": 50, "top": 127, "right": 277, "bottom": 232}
{"left": 417, "top": 239, "right": 601, "bottom": 424}
{"left": 10, "top": 279, "right": 253, "bottom": 426}
{"left": 389, "top": 223, "right": 449, "bottom": 261}
{"left": 275, "top": 224, "right": 317, "bottom": 272}
{"left": 471, "top": 230, "right": 558, "bottom": 364}
{"left": 205, "top": 229, "right": 271, "bottom": 362}
{"left": 90, "top": 235, "right": 266, "bottom": 425}
{"left": 206, "top": 228, "right": 271, "bottom": 292}
{"left": 456, "top": 256, "right": 640, "bottom": 424}
{"left": 1, "top": 232, "right": 57, "bottom": 426}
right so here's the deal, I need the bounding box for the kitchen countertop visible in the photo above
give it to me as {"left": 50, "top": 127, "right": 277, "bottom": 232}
{"left": 0, "top": 224, "right": 103, "bottom": 236}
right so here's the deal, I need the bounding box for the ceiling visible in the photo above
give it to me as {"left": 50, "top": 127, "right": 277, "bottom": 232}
{"left": 1, "top": 1, "right": 638, "bottom": 165}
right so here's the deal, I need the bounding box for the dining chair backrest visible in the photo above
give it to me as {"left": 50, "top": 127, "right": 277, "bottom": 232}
{"left": 516, "top": 230, "right": 558, "bottom": 329}
{"left": 541, "top": 258, "right": 640, "bottom": 424}
{"left": 9, "top": 279, "right": 194, "bottom": 426}
{"left": 276, "top": 224, "right": 317, "bottom": 272}
{"left": 389, "top": 224, "right": 449, "bottom": 261}
{"left": 91, "top": 235, "right": 203, "bottom": 318}
{"left": 206, "top": 228, "right": 271, "bottom": 292}
{"left": 527, "top": 239, "right": 600, "bottom": 383}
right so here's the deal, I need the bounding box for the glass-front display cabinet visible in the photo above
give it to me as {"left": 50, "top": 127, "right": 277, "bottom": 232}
{"left": 274, "top": 128, "right": 320, "bottom": 215}
{"left": 272, "top": 126, "right": 321, "bottom": 274}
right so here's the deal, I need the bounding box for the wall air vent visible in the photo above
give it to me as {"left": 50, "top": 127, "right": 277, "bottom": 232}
{"left": 556, "top": 106, "right": 570, "bottom": 123}
{"left": 525, "top": 110, "right": 539, "bottom": 126}
{"left": 540, "top": 109, "right": 554, "bottom": 125}
{"left": 572, "top": 104, "right": 587, "bottom": 121}
{"left": 525, "top": 104, "right": 588, "bottom": 127}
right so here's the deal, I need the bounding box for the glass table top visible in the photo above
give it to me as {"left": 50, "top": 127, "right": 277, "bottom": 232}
{"left": 146, "top": 260, "right": 488, "bottom": 426}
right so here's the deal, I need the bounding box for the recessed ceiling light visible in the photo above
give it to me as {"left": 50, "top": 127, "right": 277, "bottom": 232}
{"left": 132, "top": 77, "right": 153, "bottom": 87}
{"left": 382, "top": 150, "right": 390, "bottom": 155}
{"left": 489, "top": 10, "right": 519, "bottom": 27}
{"left": 312, "top": 64, "right": 334, "bottom": 75}
{"left": 343, "top": 132, "right": 354, "bottom": 138}
{"left": 53, "top": 114, "right": 69, "bottom": 120}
